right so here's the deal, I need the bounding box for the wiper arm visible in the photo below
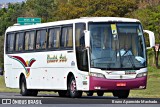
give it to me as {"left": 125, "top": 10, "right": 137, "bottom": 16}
{"left": 126, "top": 54, "right": 136, "bottom": 69}
{"left": 120, "top": 50, "right": 135, "bottom": 69}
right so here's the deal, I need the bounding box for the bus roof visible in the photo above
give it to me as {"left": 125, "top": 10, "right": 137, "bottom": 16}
{"left": 6, "top": 17, "right": 140, "bottom": 32}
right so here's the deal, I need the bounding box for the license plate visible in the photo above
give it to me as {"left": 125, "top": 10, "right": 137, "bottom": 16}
{"left": 116, "top": 83, "right": 126, "bottom": 87}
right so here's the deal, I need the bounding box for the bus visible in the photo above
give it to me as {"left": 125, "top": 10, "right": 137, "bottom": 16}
{"left": 4, "top": 17, "right": 155, "bottom": 98}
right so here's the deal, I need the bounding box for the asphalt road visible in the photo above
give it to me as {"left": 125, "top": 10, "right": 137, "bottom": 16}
{"left": 0, "top": 92, "right": 160, "bottom": 107}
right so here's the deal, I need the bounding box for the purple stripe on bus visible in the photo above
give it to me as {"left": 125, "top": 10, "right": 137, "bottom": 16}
{"left": 89, "top": 76, "right": 147, "bottom": 90}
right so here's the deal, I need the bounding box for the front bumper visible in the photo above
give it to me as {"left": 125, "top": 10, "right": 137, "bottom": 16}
{"left": 89, "top": 76, "right": 147, "bottom": 90}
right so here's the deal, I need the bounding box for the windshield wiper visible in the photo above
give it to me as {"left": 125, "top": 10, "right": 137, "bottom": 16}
{"left": 125, "top": 54, "right": 136, "bottom": 69}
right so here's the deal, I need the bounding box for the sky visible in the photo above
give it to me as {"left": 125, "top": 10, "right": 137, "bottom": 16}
{"left": 0, "top": 0, "right": 25, "bottom": 3}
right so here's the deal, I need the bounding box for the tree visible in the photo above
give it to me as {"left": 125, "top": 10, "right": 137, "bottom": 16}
{"left": 0, "top": 36, "right": 4, "bottom": 68}
{"left": 0, "top": 2, "right": 25, "bottom": 35}
{"left": 138, "top": 0, "right": 160, "bottom": 9}
{"left": 127, "top": 5, "right": 160, "bottom": 44}
{"left": 24, "top": 0, "right": 57, "bottom": 22}
{"left": 55, "top": 0, "right": 138, "bottom": 20}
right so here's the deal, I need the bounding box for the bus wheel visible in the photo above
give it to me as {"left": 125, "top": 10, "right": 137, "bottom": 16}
{"left": 20, "top": 76, "right": 30, "bottom": 96}
{"left": 112, "top": 91, "right": 118, "bottom": 97}
{"left": 30, "top": 90, "right": 38, "bottom": 96}
{"left": 68, "top": 76, "right": 82, "bottom": 98}
{"left": 115, "top": 90, "right": 130, "bottom": 98}
{"left": 58, "top": 91, "right": 69, "bottom": 97}
{"left": 97, "top": 91, "right": 104, "bottom": 96}
{"left": 86, "top": 92, "right": 93, "bottom": 96}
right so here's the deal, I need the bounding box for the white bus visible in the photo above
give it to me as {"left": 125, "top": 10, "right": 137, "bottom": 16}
{"left": 4, "top": 17, "right": 155, "bottom": 98}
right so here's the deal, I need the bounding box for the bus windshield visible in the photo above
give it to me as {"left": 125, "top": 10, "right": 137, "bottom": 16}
{"left": 89, "top": 22, "right": 146, "bottom": 70}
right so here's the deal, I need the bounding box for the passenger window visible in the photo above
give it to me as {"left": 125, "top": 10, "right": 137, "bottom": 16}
{"left": 61, "top": 26, "right": 73, "bottom": 48}
{"left": 75, "top": 24, "right": 85, "bottom": 47}
{"left": 15, "top": 33, "right": 24, "bottom": 51}
{"left": 68, "top": 27, "right": 73, "bottom": 47}
{"left": 36, "top": 29, "right": 47, "bottom": 50}
{"left": 6, "top": 33, "right": 15, "bottom": 52}
{"left": 25, "top": 32, "right": 29, "bottom": 50}
{"left": 25, "top": 31, "right": 35, "bottom": 50}
{"left": 30, "top": 32, "right": 35, "bottom": 50}
{"left": 48, "top": 28, "right": 60, "bottom": 48}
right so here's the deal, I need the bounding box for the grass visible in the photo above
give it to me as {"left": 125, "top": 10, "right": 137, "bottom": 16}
{"left": 0, "top": 66, "right": 160, "bottom": 98}
{"left": 129, "top": 66, "right": 160, "bottom": 98}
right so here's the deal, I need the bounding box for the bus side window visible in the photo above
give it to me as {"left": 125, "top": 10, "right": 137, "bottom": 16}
{"left": 29, "top": 31, "right": 35, "bottom": 50}
{"left": 61, "top": 26, "right": 73, "bottom": 49}
{"left": 25, "top": 32, "right": 29, "bottom": 50}
{"left": 36, "top": 29, "right": 47, "bottom": 50}
{"left": 25, "top": 31, "right": 35, "bottom": 51}
{"left": 55, "top": 29, "right": 60, "bottom": 48}
{"left": 75, "top": 24, "right": 85, "bottom": 47}
{"left": 48, "top": 28, "right": 60, "bottom": 49}
{"left": 36, "top": 31, "right": 41, "bottom": 49}
{"left": 48, "top": 29, "right": 54, "bottom": 48}
{"left": 15, "top": 32, "right": 24, "bottom": 51}
{"left": 15, "top": 33, "right": 19, "bottom": 51}
{"left": 6, "top": 33, "right": 15, "bottom": 52}
{"left": 61, "top": 27, "right": 67, "bottom": 48}
{"left": 67, "top": 27, "right": 73, "bottom": 47}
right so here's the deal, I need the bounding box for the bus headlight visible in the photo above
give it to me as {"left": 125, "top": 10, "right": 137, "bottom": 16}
{"left": 136, "top": 72, "right": 147, "bottom": 78}
{"left": 90, "top": 72, "right": 105, "bottom": 78}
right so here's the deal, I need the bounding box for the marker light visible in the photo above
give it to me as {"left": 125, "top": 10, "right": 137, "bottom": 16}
{"left": 90, "top": 72, "right": 105, "bottom": 78}
{"left": 136, "top": 72, "right": 147, "bottom": 78}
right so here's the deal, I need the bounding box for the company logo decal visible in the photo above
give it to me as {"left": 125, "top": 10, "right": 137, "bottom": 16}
{"left": 8, "top": 55, "right": 36, "bottom": 78}
{"left": 106, "top": 71, "right": 112, "bottom": 74}
{"left": 47, "top": 54, "right": 67, "bottom": 63}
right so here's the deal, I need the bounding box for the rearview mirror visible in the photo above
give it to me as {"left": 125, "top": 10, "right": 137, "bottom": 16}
{"left": 84, "top": 30, "right": 90, "bottom": 48}
{"left": 143, "top": 30, "right": 155, "bottom": 49}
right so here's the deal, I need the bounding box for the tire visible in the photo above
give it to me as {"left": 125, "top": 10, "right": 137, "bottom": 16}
{"left": 20, "top": 76, "right": 38, "bottom": 96}
{"left": 112, "top": 91, "right": 118, "bottom": 97}
{"left": 58, "top": 90, "right": 69, "bottom": 97}
{"left": 97, "top": 91, "right": 104, "bottom": 96}
{"left": 86, "top": 92, "right": 93, "bottom": 96}
{"left": 68, "top": 76, "right": 82, "bottom": 98}
{"left": 113, "top": 90, "right": 130, "bottom": 98}
{"left": 20, "top": 76, "right": 31, "bottom": 96}
{"left": 30, "top": 90, "right": 38, "bottom": 96}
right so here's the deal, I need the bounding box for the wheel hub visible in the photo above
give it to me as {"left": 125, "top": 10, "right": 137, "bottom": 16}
{"left": 70, "top": 80, "right": 76, "bottom": 94}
